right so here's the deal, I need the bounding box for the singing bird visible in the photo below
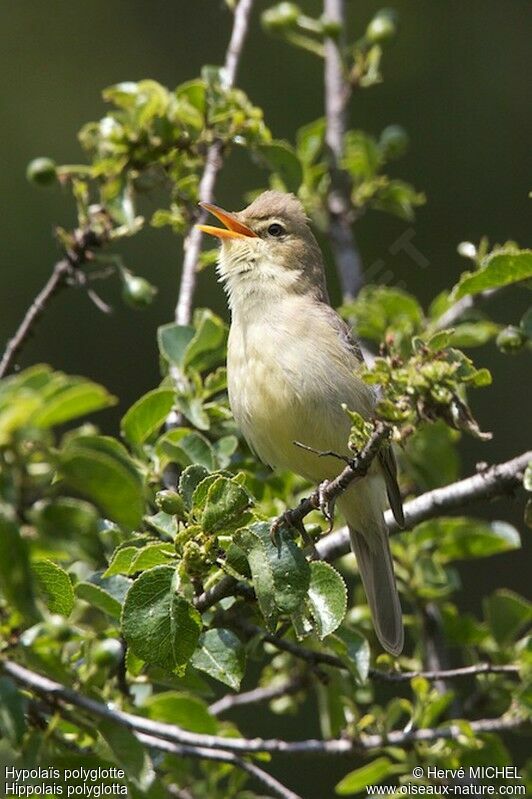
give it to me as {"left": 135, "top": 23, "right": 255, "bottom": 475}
{"left": 197, "top": 191, "right": 405, "bottom": 655}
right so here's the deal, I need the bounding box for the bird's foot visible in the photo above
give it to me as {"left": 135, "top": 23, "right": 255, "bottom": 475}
{"left": 317, "top": 480, "right": 336, "bottom": 534}
{"left": 270, "top": 509, "right": 319, "bottom": 558}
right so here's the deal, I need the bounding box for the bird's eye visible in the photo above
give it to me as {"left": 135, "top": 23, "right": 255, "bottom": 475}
{"left": 267, "top": 223, "right": 285, "bottom": 237}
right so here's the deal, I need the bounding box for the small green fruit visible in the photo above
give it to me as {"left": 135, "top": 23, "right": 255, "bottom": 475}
{"left": 156, "top": 489, "right": 187, "bottom": 519}
{"left": 26, "top": 157, "right": 58, "bottom": 186}
{"left": 262, "top": 3, "right": 301, "bottom": 32}
{"left": 496, "top": 326, "right": 526, "bottom": 354}
{"left": 122, "top": 273, "right": 157, "bottom": 309}
{"left": 93, "top": 639, "right": 123, "bottom": 667}
{"left": 380, "top": 125, "right": 409, "bottom": 160}
{"left": 366, "top": 8, "right": 398, "bottom": 44}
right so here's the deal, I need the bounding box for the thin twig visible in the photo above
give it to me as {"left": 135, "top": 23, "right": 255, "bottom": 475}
{"left": 0, "top": 260, "right": 72, "bottom": 378}
{"left": 135, "top": 733, "right": 303, "bottom": 799}
{"left": 323, "top": 0, "right": 363, "bottom": 299}
{"left": 175, "top": 0, "right": 256, "bottom": 326}
{"left": 209, "top": 676, "right": 306, "bottom": 716}
{"left": 233, "top": 620, "right": 520, "bottom": 683}
{"left": 1, "top": 660, "right": 526, "bottom": 759}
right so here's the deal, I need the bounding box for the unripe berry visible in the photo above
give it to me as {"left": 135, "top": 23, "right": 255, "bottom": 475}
{"left": 156, "top": 489, "right": 187, "bottom": 519}
{"left": 93, "top": 639, "right": 123, "bottom": 667}
{"left": 380, "top": 125, "right": 409, "bottom": 160}
{"left": 366, "top": 8, "right": 398, "bottom": 44}
{"left": 26, "top": 157, "right": 58, "bottom": 186}
{"left": 496, "top": 326, "right": 526, "bottom": 354}
{"left": 121, "top": 273, "right": 157, "bottom": 309}
{"left": 262, "top": 3, "right": 301, "bottom": 33}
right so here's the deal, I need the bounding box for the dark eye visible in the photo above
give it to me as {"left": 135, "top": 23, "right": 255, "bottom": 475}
{"left": 267, "top": 222, "right": 285, "bottom": 237}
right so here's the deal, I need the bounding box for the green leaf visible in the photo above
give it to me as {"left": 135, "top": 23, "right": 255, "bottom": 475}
{"left": 296, "top": 117, "right": 326, "bottom": 164}
{"left": 59, "top": 436, "right": 144, "bottom": 530}
{"left": 235, "top": 522, "right": 310, "bottom": 625}
{"left": 448, "top": 321, "right": 500, "bottom": 348}
{"left": 453, "top": 249, "right": 532, "bottom": 299}
{"left": 179, "top": 465, "right": 210, "bottom": 509}
{"left": 0, "top": 514, "right": 38, "bottom": 621}
{"left": 76, "top": 573, "right": 132, "bottom": 620}
{"left": 99, "top": 719, "right": 154, "bottom": 790}
{"left": 143, "top": 691, "right": 217, "bottom": 733}
{"left": 104, "top": 546, "right": 138, "bottom": 577}
{"left": 32, "top": 560, "right": 74, "bottom": 616}
{"left": 307, "top": 562, "right": 347, "bottom": 639}
{"left": 191, "top": 628, "right": 246, "bottom": 690}
{"left": 409, "top": 517, "right": 521, "bottom": 561}
{"left": 485, "top": 589, "right": 532, "bottom": 645}
{"left": 156, "top": 428, "right": 216, "bottom": 471}
{"left": 255, "top": 141, "right": 303, "bottom": 193}
{"left": 201, "top": 476, "right": 252, "bottom": 534}
{"left": 330, "top": 627, "right": 371, "bottom": 684}
{"left": 184, "top": 309, "right": 227, "bottom": 372}
{"left": 121, "top": 388, "right": 175, "bottom": 445}
{"left": 128, "top": 542, "right": 175, "bottom": 572}
{"left": 0, "top": 678, "right": 26, "bottom": 746}
{"left": 157, "top": 323, "right": 195, "bottom": 368}
{"left": 336, "top": 757, "right": 399, "bottom": 795}
{"left": 31, "top": 381, "right": 117, "bottom": 428}
{"left": 122, "top": 566, "right": 202, "bottom": 670}
{"left": 404, "top": 421, "right": 460, "bottom": 490}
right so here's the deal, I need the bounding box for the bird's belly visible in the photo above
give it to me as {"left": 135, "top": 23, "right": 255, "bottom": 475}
{"left": 227, "top": 324, "right": 367, "bottom": 482}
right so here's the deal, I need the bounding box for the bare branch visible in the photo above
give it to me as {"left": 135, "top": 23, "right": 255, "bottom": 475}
{"left": 233, "top": 619, "right": 520, "bottom": 683}
{"left": 209, "top": 676, "right": 306, "bottom": 716}
{"left": 323, "top": 0, "right": 363, "bottom": 299}
{"left": 175, "top": 0, "right": 256, "bottom": 326}
{"left": 135, "top": 734, "right": 303, "bottom": 799}
{"left": 0, "top": 259, "right": 72, "bottom": 378}
{"left": 317, "top": 450, "right": 531, "bottom": 562}
{"left": 1, "top": 660, "right": 526, "bottom": 760}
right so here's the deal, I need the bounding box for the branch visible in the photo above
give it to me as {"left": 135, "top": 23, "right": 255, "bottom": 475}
{"left": 194, "top": 451, "right": 530, "bottom": 612}
{"left": 135, "top": 734, "right": 303, "bottom": 799}
{"left": 323, "top": 0, "right": 363, "bottom": 299}
{"left": 317, "top": 450, "right": 531, "bottom": 562}
{"left": 209, "top": 676, "right": 306, "bottom": 716}
{"left": 233, "top": 619, "right": 520, "bottom": 683}
{"left": 1, "top": 660, "right": 526, "bottom": 760}
{"left": 282, "top": 422, "right": 390, "bottom": 531}
{"left": 0, "top": 259, "right": 72, "bottom": 378}
{"left": 174, "top": 0, "right": 255, "bottom": 326}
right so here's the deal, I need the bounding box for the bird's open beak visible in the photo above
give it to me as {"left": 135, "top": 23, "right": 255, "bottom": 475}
{"left": 196, "top": 202, "right": 258, "bottom": 240}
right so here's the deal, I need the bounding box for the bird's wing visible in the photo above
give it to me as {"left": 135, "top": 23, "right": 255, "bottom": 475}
{"left": 326, "top": 305, "right": 405, "bottom": 528}
{"left": 378, "top": 444, "right": 405, "bottom": 528}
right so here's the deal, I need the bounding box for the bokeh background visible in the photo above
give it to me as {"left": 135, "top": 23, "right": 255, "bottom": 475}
{"left": 1, "top": 1, "right": 531, "bottom": 793}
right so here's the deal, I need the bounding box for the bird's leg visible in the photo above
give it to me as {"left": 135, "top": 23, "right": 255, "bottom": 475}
{"left": 270, "top": 504, "right": 319, "bottom": 558}
{"left": 317, "top": 480, "right": 336, "bottom": 534}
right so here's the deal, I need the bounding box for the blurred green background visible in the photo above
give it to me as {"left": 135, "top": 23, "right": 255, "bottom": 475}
{"left": 0, "top": 1, "right": 530, "bottom": 790}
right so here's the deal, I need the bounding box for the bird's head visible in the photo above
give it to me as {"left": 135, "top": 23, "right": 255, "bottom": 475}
{"left": 197, "top": 191, "right": 328, "bottom": 307}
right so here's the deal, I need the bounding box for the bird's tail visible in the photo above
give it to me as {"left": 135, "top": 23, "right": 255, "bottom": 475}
{"left": 338, "top": 478, "right": 404, "bottom": 656}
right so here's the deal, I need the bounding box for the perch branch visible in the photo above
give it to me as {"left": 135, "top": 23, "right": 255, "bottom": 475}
{"left": 175, "top": 0, "right": 256, "bottom": 326}
{"left": 195, "top": 450, "right": 531, "bottom": 613}
{"left": 316, "top": 449, "right": 531, "bottom": 562}
{"left": 209, "top": 675, "right": 307, "bottom": 716}
{"left": 323, "top": 0, "right": 363, "bottom": 299}
{"left": 1, "top": 660, "right": 527, "bottom": 759}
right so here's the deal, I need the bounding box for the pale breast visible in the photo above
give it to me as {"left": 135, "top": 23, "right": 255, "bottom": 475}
{"left": 227, "top": 299, "right": 375, "bottom": 482}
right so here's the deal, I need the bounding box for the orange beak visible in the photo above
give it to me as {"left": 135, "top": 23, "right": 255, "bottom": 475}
{"left": 196, "top": 201, "right": 258, "bottom": 240}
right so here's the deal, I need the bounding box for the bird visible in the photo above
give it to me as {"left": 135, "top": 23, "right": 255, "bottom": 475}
{"left": 197, "top": 190, "right": 405, "bottom": 655}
